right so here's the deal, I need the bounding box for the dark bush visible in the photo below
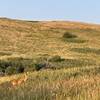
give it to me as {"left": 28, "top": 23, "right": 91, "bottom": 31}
{"left": 34, "top": 63, "right": 46, "bottom": 71}
{"left": 5, "top": 65, "right": 24, "bottom": 75}
{"left": 34, "top": 56, "right": 56, "bottom": 70}
{"left": 0, "top": 57, "right": 34, "bottom": 75}
{"left": 63, "top": 32, "right": 77, "bottom": 38}
{"left": 16, "top": 66, "right": 24, "bottom": 73}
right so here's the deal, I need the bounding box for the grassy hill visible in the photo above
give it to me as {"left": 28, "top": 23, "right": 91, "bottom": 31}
{"left": 0, "top": 18, "right": 100, "bottom": 100}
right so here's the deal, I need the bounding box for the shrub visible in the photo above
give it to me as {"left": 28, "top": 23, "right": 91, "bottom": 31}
{"left": 34, "top": 56, "right": 56, "bottom": 70}
{"left": 5, "top": 65, "right": 24, "bottom": 75}
{"left": 16, "top": 65, "right": 24, "bottom": 73}
{"left": 49, "top": 55, "right": 64, "bottom": 62}
{"left": 34, "top": 63, "right": 46, "bottom": 71}
{"left": 62, "top": 32, "right": 87, "bottom": 43}
{"left": 24, "top": 60, "right": 36, "bottom": 72}
{"left": 0, "top": 57, "right": 33, "bottom": 75}
{"left": 63, "top": 32, "right": 77, "bottom": 38}
{"left": 34, "top": 57, "right": 48, "bottom": 71}
{"left": 5, "top": 66, "right": 16, "bottom": 75}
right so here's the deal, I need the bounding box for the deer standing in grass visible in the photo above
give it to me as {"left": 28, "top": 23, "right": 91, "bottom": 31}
{"left": 10, "top": 73, "right": 28, "bottom": 87}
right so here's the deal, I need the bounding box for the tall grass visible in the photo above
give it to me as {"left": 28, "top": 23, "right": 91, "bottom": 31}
{"left": 0, "top": 66, "right": 100, "bottom": 100}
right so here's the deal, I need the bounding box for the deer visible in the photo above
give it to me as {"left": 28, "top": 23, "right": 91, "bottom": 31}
{"left": 10, "top": 72, "right": 28, "bottom": 87}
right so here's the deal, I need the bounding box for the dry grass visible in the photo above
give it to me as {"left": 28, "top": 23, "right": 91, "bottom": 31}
{"left": 0, "top": 18, "right": 100, "bottom": 100}
{"left": 0, "top": 66, "right": 100, "bottom": 100}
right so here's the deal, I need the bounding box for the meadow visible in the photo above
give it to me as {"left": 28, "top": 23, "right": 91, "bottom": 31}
{"left": 0, "top": 18, "right": 100, "bottom": 100}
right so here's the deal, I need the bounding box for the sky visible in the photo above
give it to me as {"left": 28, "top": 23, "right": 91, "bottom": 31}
{"left": 0, "top": 0, "right": 100, "bottom": 24}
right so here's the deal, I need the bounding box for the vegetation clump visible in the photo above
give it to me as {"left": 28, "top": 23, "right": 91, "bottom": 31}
{"left": 70, "top": 48, "right": 100, "bottom": 54}
{"left": 63, "top": 32, "right": 77, "bottom": 39}
{"left": 0, "top": 55, "right": 96, "bottom": 75}
{"left": 0, "top": 57, "right": 34, "bottom": 75}
{"left": 49, "top": 55, "right": 64, "bottom": 62}
{"left": 62, "top": 32, "right": 87, "bottom": 43}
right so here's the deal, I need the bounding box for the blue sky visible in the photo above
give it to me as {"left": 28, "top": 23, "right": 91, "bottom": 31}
{"left": 0, "top": 0, "right": 100, "bottom": 24}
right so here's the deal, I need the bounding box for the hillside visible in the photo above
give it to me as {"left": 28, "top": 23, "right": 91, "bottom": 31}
{"left": 0, "top": 18, "right": 100, "bottom": 100}
{"left": 0, "top": 18, "right": 100, "bottom": 68}
{"left": 0, "top": 18, "right": 100, "bottom": 57}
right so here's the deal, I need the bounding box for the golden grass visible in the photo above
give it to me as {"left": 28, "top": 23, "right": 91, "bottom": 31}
{"left": 0, "top": 18, "right": 100, "bottom": 100}
{"left": 0, "top": 66, "right": 100, "bottom": 100}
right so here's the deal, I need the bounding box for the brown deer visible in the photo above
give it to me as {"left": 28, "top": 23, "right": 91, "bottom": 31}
{"left": 10, "top": 73, "right": 28, "bottom": 87}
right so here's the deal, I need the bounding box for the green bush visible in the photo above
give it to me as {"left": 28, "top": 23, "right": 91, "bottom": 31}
{"left": 63, "top": 32, "right": 77, "bottom": 38}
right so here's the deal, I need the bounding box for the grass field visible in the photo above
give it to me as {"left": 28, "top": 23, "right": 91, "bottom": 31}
{"left": 0, "top": 18, "right": 100, "bottom": 100}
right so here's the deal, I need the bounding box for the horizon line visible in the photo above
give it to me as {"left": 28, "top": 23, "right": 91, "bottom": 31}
{"left": 0, "top": 16, "right": 100, "bottom": 25}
